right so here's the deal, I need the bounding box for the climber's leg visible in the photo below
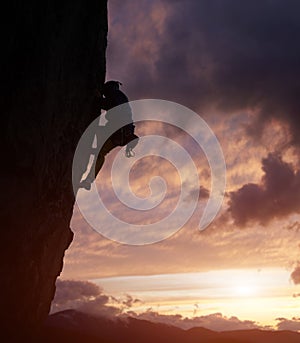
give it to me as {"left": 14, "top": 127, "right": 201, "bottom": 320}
{"left": 80, "top": 138, "right": 116, "bottom": 190}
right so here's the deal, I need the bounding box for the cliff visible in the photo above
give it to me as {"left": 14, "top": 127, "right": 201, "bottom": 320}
{"left": 1, "top": 1, "right": 107, "bottom": 339}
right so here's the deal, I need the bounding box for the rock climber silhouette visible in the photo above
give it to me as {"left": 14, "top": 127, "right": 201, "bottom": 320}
{"left": 80, "top": 80, "right": 139, "bottom": 190}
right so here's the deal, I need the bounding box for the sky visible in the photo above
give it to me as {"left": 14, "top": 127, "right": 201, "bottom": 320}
{"left": 58, "top": 0, "right": 300, "bottom": 332}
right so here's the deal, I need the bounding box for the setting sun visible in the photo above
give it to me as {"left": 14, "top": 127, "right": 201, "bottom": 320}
{"left": 90, "top": 268, "right": 300, "bottom": 328}
{"left": 233, "top": 285, "right": 258, "bottom": 297}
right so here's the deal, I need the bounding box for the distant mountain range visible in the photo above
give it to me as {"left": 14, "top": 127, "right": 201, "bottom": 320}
{"left": 41, "top": 310, "right": 300, "bottom": 343}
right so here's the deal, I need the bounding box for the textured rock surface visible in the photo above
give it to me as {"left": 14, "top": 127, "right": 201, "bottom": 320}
{"left": 1, "top": 0, "right": 107, "bottom": 338}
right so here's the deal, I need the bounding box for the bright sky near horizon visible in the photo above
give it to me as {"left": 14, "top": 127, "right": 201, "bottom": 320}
{"left": 93, "top": 268, "right": 300, "bottom": 326}
{"left": 59, "top": 0, "right": 300, "bottom": 331}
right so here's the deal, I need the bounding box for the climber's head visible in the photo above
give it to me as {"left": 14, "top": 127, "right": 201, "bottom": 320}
{"left": 103, "top": 80, "right": 122, "bottom": 96}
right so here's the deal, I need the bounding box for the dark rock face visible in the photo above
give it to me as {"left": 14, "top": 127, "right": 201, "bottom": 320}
{"left": 1, "top": 1, "right": 107, "bottom": 338}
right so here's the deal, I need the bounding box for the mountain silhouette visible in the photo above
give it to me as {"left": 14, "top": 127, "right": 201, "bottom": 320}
{"left": 40, "top": 310, "right": 300, "bottom": 343}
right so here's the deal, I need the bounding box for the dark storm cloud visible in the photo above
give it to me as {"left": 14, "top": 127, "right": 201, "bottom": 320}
{"left": 108, "top": 0, "right": 300, "bottom": 145}
{"left": 228, "top": 153, "right": 300, "bottom": 226}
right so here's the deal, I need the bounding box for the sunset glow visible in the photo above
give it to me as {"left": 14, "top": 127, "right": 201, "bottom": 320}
{"left": 234, "top": 285, "right": 257, "bottom": 297}
{"left": 57, "top": 0, "right": 300, "bottom": 335}
{"left": 85, "top": 268, "right": 300, "bottom": 328}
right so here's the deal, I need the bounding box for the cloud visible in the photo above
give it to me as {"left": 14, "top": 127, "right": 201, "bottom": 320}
{"left": 184, "top": 186, "right": 210, "bottom": 203}
{"left": 51, "top": 279, "right": 143, "bottom": 318}
{"left": 276, "top": 317, "right": 300, "bottom": 332}
{"left": 53, "top": 279, "right": 101, "bottom": 304}
{"left": 108, "top": 0, "right": 300, "bottom": 147}
{"left": 291, "top": 264, "right": 300, "bottom": 285}
{"left": 229, "top": 153, "right": 300, "bottom": 226}
{"left": 126, "top": 310, "right": 264, "bottom": 332}
{"left": 64, "top": 0, "right": 300, "bottom": 280}
{"left": 122, "top": 294, "right": 142, "bottom": 308}
{"left": 51, "top": 279, "right": 119, "bottom": 317}
{"left": 286, "top": 221, "right": 300, "bottom": 232}
{"left": 65, "top": 201, "right": 300, "bottom": 279}
{"left": 53, "top": 280, "right": 300, "bottom": 332}
{"left": 51, "top": 280, "right": 265, "bottom": 331}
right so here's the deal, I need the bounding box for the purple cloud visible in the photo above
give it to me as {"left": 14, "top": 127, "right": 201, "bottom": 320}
{"left": 229, "top": 153, "right": 300, "bottom": 226}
